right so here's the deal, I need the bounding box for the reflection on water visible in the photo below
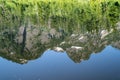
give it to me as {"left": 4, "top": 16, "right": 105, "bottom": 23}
{"left": 0, "top": 1, "right": 120, "bottom": 79}
{"left": 0, "top": 24, "right": 120, "bottom": 64}
{"left": 0, "top": 46, "right": 120, "bottom": 80}
{"left": 0, "top": 22, "right": 120, "bottom": 80}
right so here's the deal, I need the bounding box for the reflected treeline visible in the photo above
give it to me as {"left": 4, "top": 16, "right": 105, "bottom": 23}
{"left": 0, "top": 0, "right": 120, "bottom": 64}
{"left": 0, "top": 22, "right": 120, "bottom": 64}
{"left": 64, "top": 28, "right": 120, "bottom": 63}
{"left": 0, "top": 23, "right": 66, "bottom": 64}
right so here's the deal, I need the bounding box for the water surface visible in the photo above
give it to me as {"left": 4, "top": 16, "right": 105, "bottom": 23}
{"left": 0, "top": 1, "right": 120, "bottom": 80}
{"left": 0, "top": 45, "right": 120, "bottom": 80}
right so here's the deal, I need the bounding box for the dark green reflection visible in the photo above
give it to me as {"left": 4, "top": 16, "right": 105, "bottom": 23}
{"left": 0, "top": 23, "right": 120, "bottom": 64}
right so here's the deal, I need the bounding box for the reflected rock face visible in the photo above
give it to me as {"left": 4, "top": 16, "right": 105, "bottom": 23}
{"left": 0, "top": 24, "right": 65, "bottom": 64}
{"left": 0, "top": 22, "right": 120, "bottom": 64}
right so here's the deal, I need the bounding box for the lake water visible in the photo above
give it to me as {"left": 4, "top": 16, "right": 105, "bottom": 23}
{"left": 0, "top": 1, "right": 120, "bottom": 79}
{"left": 0, "top": 45, "right": 120, "bottom": 80}
{"left": 0, "top": 21, "right": 120, "bottom": 80}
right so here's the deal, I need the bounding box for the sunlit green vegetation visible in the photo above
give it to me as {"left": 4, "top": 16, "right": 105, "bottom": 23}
{"left": 0, "top": 0, "right": 120, "bottom": 32}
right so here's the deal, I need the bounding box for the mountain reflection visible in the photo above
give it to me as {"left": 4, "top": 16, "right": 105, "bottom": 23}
{"left": 0, "top": 23, "right": 120, "bottom": 64}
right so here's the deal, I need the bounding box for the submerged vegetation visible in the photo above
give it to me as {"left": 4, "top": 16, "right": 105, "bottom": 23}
{"left": 0, "top": 0, "right": 120, "bottom": 64}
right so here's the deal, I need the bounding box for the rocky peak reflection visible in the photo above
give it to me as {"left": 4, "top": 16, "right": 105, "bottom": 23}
{"left": 0, "top": 23, "right": 120, "bottom": 64}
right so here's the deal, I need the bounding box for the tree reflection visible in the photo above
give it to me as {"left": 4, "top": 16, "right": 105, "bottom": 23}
{"left": 66, "top": 29, "right": 120, "bottom": 63}
{"left": 0, "top": 24, "right": 120, "bottom": 64}
{"left": 0, "top": 0, "right": 120, "bottom": 64}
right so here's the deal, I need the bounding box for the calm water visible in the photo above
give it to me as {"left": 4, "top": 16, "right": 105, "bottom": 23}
{"left": 0, "top": 1, "right": 120, "bottom": 79}
{"left": 0, "top": 22, "right": 120, "bottom": 80}
{"left": 0, "top": 45, "right": 120, "bottom": 80}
